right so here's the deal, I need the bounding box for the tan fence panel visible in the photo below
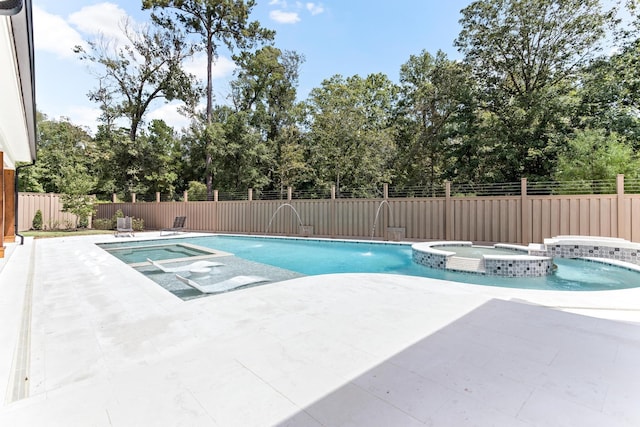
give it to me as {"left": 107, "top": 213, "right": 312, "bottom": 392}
{"left": 629, "top": 196, "right": 640, "bottom": 242}
{"left": 87, "top": 191, "right": 640, "bottom": 243}
{"left": 528, "top": 195, "right": 619, "bottom": 243}
{"left": 17, "top": 193, "right": 83, "bottom": 231}
{"left": 451, "top": 197, "right": 520, "bottom": 244}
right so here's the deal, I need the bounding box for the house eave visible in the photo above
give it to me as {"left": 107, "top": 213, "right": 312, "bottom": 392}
{"left": 0, "top": 0, "right": 36, "bottom": 170}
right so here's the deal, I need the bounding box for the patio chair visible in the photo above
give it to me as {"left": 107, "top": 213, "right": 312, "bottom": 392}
{"left": 160, "top": 216, "right": 187, "bottom": 236}
{"left": 115, "top": 216, "right": 134, "bottom": 237}
{"left": 175, "top": 274, "right": 269, "bottom": 294}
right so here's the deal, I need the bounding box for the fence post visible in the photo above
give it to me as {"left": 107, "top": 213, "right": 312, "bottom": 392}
{"left": 156, "top": 192, "right": 160, "bottom": 203}
{"left": 49, "top": 193, "right": 54, "bottom": 229}
{"left": 112, "top": 193, "right": 117, "bottom": 203}
{"left": 213, "top": 189, "right": 218, "bottom": 232}
{"left": 521, "top": 178, "right": 529, "bottom": 245}
{"left": 445, "top": 181, "right": 452, "bottom": 240}
{"left": 247, "top": 188, "right": 253, "bottom": 234}
{"left": 183, "top": 191, "right": 188, "bottom": 203}
{"left": 383, "top": 183, "right": 389, "bottom": 240}
{"left": 617, "top": 174, "right": 627, "bottom": 240}
{"left": 331, "top": 185, "right": 336, "bottom": 238}
{"left": 132, "top": 193, "right": 136, "bottom": 203}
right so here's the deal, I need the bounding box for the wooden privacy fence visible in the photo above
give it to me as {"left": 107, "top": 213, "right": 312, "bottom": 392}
{"left": 90, "top": 176, "right": 640, "bottom": 244}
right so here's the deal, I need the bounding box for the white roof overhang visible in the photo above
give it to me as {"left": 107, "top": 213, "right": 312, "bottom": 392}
{"left": 0, "top": 0, "right": 36, "bottom": 170}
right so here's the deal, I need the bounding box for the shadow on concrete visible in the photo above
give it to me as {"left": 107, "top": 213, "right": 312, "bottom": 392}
{"left": 275, "top": 298, "right": 640, "bottom": 426}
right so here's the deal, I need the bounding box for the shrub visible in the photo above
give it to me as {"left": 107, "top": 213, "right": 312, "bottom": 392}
{"left": 132, "top": 218, "right": 144, "bottom": 231}
{"left": 78, "top": 216, "right": 89, "bottom": 228}
{"left": 92, "top": 218, "right": 113, "bottom": 230}
{"left": 32, "top": 210, "right": 43, "bottom": 230}
{"left": 61, "top": 194, "right": 97, "bottom": 229}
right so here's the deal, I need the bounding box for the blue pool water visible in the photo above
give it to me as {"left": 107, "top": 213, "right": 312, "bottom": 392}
{"left": 99, "top": 235, "right": 640, "bottom": 291}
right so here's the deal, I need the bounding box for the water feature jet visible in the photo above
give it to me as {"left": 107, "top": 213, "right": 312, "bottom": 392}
{"left": 265, "top": 203, "right": 308, "bottom": 236}
{"left": 371, "top": 200, "right": 395, "bottom": 240}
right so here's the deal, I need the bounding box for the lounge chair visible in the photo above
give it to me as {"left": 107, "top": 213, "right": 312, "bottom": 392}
{"left": 160, "top": 216, "right": 187, "bottom": 236}
{"left": 115, "top": 216, "right": 134, "bottom": 237}
{"left": 175, "top": 274, "right": 269, "bottom": 294}
{"left": 147, "top": 258, "right": 224, "bottom": 275}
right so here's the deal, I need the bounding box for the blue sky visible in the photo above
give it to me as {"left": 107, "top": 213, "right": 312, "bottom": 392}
{"left": 32, "top": 1, "right": 473, "bottom": 132}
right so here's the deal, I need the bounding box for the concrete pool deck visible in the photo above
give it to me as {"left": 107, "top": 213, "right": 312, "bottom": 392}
{"left": 0, "top": 233, "right": 639, "bottom": 426}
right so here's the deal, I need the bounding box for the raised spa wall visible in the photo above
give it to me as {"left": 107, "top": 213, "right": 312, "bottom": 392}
{"left": 412, "top": 236, "right": 640, "bottom": 278}
{"left": 412, "top": 241, "right": 555, "bottom": 278}
{"left": 543, "top": 236, "right": 640, "bottom": 266}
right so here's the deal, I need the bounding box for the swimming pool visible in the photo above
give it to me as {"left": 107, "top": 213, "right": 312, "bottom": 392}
{"left": 99, "top": 235, "right": 640, "bottom": 292}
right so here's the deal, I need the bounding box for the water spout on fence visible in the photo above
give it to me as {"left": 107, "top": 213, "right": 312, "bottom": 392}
{"left": 371, "top": 200, "right": 394, "bottom": 240}
{"left": 265, "top": 203, "right": 305, "bottom": 235}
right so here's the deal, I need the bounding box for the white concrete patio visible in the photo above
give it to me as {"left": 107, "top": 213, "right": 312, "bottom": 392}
{"left": 0, "top": 233, "right": 639, "bottom": 426}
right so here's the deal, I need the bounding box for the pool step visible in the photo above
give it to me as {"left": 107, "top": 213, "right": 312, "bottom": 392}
{"left": 446, "top": 256, "right": 485, "bottom": 273}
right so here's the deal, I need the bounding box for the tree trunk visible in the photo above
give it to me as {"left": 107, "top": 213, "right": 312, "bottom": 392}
{"left": 205, "top": 30, "right": 214, "bottom": 199}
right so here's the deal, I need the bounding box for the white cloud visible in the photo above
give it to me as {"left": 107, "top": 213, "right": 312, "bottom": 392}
{"left": 270, "top": 10, "right": 301, "bottom": 24}
{"left": 269, "top": 0, "right": 287, "bottom": 5}
{"left": 184, "top": 54, "right": 237, "bottom": 81}
{"left": 68, "top": 2, "right": 131, "bottom": 45}
{"left": 56, "top": 105, "right": 102, "bottom": 134}
{"left": 147, "top": 101, "right": 191, "bottom": 130}
{"left": 306, "top": 2, "right": 324, "bottom": 15}
{"left": 33, "top": 5, "right": 87, "bottom": 58}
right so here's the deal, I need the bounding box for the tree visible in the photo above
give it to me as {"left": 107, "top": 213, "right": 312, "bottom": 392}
{"left": 140, "top": 120, "right": 181, "bottom": 199}
{"left": 231, "top": 47, "right": 303, "bottom": 133}
{"left": 554, "top": 129, "right": 640, "bottom": 192}
{"left": 61, "top": 193, "right": 97, "bottom": 229}
{"left": 305, "top": 74, "right": 397, "bottom": 196}
{"left": 93, "top": 125, "right": 144, "bottom": 199}
{"left": 230, "top": 46, "right": 305, "bottom": 191}
{"left": 76, "top": 19, "right": 199, "bottom": 142}
{"left": 455, "top": 0, "right": 615, "bottom": 181}
{"left": 576, "top": 9, "right": 640, "bottom": 143}
{"left": 273, "top": 124, "right": 311, "bottom": 193}
{"left": 394, "top": 50, "right": 476, "bottom": 190}
{"left": 181, "top": 106, "right": 269, "bottom": 193}
{"left": 186, "top": 180, "right": 207, "bottom": 200}
{"left": 143, "top": 0, "right": 275, "bottom": 198}
{"left": 35, "top": 115, "right": 96, "bottom": 194}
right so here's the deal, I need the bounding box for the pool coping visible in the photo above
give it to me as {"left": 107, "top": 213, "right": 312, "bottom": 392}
{"left": 1, "top": 233, "right": 640, "bottom": 426}
{"left": 99, "top": 241, "right": 233, "bottom": 267}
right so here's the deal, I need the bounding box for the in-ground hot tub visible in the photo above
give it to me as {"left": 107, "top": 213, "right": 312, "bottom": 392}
{"left": 412, "top": 241, "right": 555, "bottom": 277}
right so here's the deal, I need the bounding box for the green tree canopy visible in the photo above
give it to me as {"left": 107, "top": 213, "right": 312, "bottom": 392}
{"left": 394, "top": 50, "right": 476, "bottom": 190}
{"left": 75, "top": 19, "right": 199, "bottom": 141}
{"left": 143, "top": 0, "right": 275, "bottom": 198}
{"left": 555, "top": 128, "right": 640, "bottom": 192}
{"left": 455, "top": 0, "right": 615, "bottom": 181}
{"left": 305, "top": 73, "right": 398, "bottom": 195}
{"left": 35, "top": 114, "right": 96, "bottom": 194}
